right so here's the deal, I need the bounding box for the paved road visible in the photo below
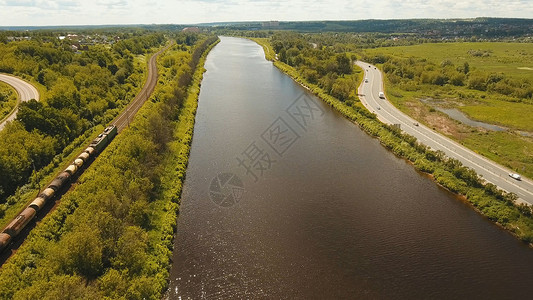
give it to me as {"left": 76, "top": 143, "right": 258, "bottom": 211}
{"left": 112, "top": 42, "right": 172, "bottom": 132}
{"left": 356, "top": 61, "right": 533, "bottom": 205}
{"left": 0, "top": 74, "right": 40, "bottom": 130}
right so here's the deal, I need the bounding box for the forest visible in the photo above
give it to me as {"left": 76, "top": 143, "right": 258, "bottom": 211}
{"left": 0, "top": 31, "right": 218, "bottom": 298}
{"left": 0, "top": 30, "right": 165, "bottom": 213}
{"left": 217, "top": 18, "right": 533, "bottom": 40}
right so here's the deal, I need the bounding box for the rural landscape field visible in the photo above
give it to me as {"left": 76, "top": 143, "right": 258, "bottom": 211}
{"left": 1, "top": 1, "right": 533, "bottom": 298}
{"left": 364, "top": 42, "right": 533, "bottom": 178}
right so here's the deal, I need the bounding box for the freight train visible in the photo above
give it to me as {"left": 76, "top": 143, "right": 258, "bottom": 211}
{"left": 0, "top": 125, "right": 118, "bottom": 252}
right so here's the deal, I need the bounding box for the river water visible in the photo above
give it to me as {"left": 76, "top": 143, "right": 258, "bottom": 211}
{"left": 166, "top": 37, "right": 533, "bottom": 299}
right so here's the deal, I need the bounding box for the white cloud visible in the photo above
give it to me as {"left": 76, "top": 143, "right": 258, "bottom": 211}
{"left": 0, "top": 0, "right": 531, "bottom": 26}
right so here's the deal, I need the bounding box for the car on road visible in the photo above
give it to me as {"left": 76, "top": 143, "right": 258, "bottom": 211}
{"left": 509, "top": 173, "right": 522, "bottom": 181}
{"left": 365, "top": 78, "right": 369, "bottom": 83}
{"left": 413, "top": 122, "right": 419, "bottom": 126}
{"left": 378, "top": 92, "right": 385, "bottom": 98}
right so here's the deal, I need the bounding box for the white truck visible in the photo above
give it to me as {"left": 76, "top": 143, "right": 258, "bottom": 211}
{"left": 378, "top": 92, "right": 385, "bottom": 99}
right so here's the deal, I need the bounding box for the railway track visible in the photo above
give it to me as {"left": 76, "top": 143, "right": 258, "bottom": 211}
{"left": 113, "top": 42, "right": 173, "bottom": 132}
{"left": 0, "top": 42, "right": 172, "bottom": 262}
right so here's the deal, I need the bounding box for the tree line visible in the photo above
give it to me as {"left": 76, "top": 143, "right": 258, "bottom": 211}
{"left": 271, "top": 32, "right": 359, "bottom": 103}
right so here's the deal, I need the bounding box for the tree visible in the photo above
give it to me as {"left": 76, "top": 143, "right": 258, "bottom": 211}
{"left": 463, "top": 62, "right": 470, "bottom": 74}
{"left": 331, "top": 77, "right": 353, "bottom": 101}
{"left": 336, "top": 54, "right": 352, "bottom": 75}
{"left": 56, "top": 226, "right": 103, "bottom": 278}
{"left": 468, "top": 72, "right": 487, "bottom": 91}
{"left": 112, "top": 226, "right": 148, "bottom": 276}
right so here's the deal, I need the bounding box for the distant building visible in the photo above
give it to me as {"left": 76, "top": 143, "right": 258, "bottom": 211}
{"left": 182, "top": 27, "right": 200, "bottom": 33}
{"left": 66, "top": 34, "right": 79, "bottom": 41}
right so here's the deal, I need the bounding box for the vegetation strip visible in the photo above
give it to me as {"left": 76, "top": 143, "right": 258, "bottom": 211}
{"left": 0, "top": 81, "right": 18, "bottom": 123}
{"left": 0, "top": 34, "right": 218, "bottom": 298}
{"left": 252, "top": 36, "right": 533, "bottom": 246}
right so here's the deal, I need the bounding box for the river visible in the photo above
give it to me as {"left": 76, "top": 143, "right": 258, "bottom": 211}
{"left": 165, "top": 37, "right": 533, "bottom": 299}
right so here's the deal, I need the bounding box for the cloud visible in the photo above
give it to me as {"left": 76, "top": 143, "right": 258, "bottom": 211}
{"left": 3, "top": 0, "right": 35, "bottom": 7}
{"left": 2, "top": 0, "right": 79, "bottom": 10}
{"left": 97, "top": 0, "right": 128, "bottom": 9}
{"left": 0, "top": 0, "right": 532, "bottom": 26}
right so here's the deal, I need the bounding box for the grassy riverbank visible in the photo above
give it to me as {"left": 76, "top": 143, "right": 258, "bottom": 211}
{"left": 0, "top": 35, "right": 218, "bottom": 299}
{"left": 253, "top": 37, "right": 533, "bottom": 246}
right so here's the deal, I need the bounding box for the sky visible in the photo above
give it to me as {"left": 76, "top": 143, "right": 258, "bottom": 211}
{"left": 0, "top": 0, "right": 532, "bottom": 26}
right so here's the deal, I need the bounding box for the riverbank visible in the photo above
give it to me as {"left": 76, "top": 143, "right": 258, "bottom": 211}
{"left": 252, "top": 37, "right": 533, "bottom": 246}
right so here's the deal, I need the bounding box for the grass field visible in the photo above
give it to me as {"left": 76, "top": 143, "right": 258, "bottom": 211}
{"left": 365, "top": 43, "right": 533, "bottom": 131}
{"left": 366, "top": 42, "right": 533, "bottom": 80}
{"left": 363, "top": 42, "right": 533, "bottom": 179}
{"left": 462, "top": 99, "right": 533, "bottom": 132}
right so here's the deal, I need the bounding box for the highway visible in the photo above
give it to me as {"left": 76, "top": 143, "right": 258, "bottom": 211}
{"left": 356, "top": 61, "right": 533, "bottom": 205}
{"left": 0, "top": 74, "right": 40, "bottom": 131}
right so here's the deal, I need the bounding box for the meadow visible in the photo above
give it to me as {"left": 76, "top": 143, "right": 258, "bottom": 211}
{"left": 364, "top": 42, "right": 533, "bottom": 178}
{"left": 366, "top": 42, "right": 533, "bottom": 80}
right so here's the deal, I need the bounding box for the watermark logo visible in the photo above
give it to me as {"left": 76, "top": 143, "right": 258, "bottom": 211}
{"left": 261, "top": 117, "right": 300, "bottom": 156}
{"left": 208, "top": 92, "right": 325, "bottom": 207}
{"left": 286, "top": 93, "right": 324, "bottom": 131}
{"left": 209, "top": 173, "right": 245, "bottom": 207}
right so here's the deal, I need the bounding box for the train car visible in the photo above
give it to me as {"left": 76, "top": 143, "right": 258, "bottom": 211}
{"left": 39, "top": 187, "right": 55, "bottom": 199}
{"left": 73, "top": 158, "right": 84, "bottom": 168}
{"left": 30, "top": 187, "right": 55, "bottom": 211}
{"left": 78, "top": 152, "right": 90, "bottom": 162}
{"left": 30, "top": 196, "right": 47, "bottom": 211}
{"left": 0, "top": 233, "right": 11, "bottom": 250}
{"left": 84, "top": 146, "right": 95, "bottom": 156}
{"left": 2, "top": 207, "right": 37, "bottom": 237}
{"left": 0, "top": 125, "right": 118, "bottom": 253}
{"left": 48, "top": 171, "right": 71, "bottom": 191}
{"left": 89, "top": 125, "right": 117, "bottom": 153}
{"left": 64, "top": 164, "right": 77, "bottom": 175}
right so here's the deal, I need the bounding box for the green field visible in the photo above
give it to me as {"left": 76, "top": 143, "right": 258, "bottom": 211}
{"left": 365, "top": 43, "right": 533, "bottom": 131}
{"left": 364, "top": 42, "right": 533, "bottom": 179}
{"left": 366, "top": 42, "right": 533, "bottom": 80}
{"left": 462, "top": 99, "right": 533, "bottom": 132}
